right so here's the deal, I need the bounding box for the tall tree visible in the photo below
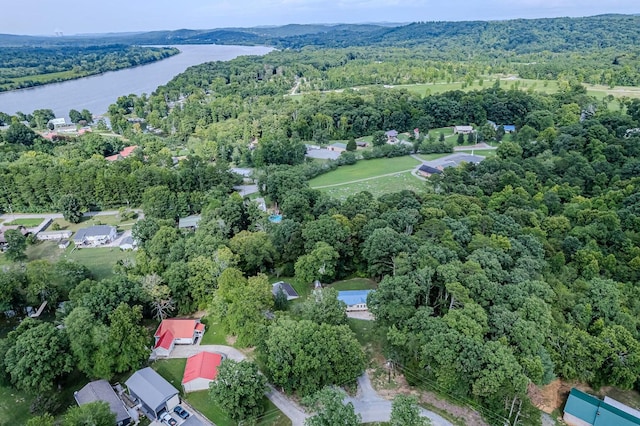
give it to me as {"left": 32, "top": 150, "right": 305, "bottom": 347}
{"left": 304, "top": 387, "right": 361, "bottom": 426}
{"left": 57, "top": 194, "right": 83, "bottom": 224}
{"left": 4, "top": 229, "right": 27, "bottom": 262}
{"left": 209, "top": 360, "right": 266, "bottom": 422}
{"left": 390, "top": 395, "right": 431, "bottom": 426}
{"left": 62, "top": 401, "right": 115, "bottom": 426}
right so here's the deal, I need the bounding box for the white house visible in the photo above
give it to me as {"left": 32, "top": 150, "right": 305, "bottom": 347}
{"left": 153, "top": 319, "right": 205, "bottom": 358}
{"left": 36, "top": 230, "right": 73, "bottom": 241}
{"left": 182, "top": 352, "right": 224, "bottom": 393}
{"left": 73, "top": 225, "right": 117, "bottom": 246}
{"left": 453, "top": 125, "right": 474, "bottom": 134}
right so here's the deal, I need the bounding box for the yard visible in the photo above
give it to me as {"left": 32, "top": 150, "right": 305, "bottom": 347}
{"left": 152, "top": 359, "right": 291, "bottom": 426}
{"left": 308, "top": 156, "right": 421, "bottom": 188}
{"left": 199, "top": 318, "right": 231, "bottom": 346}
{"left": 329, "top": 278, "right": 377, "bottom": 291}
{"left": 0, "top": 383, "right": 32, "bottom": 425}
{"left": 51, "top": 214, "right": 135, "bottom": 233}
{"left": 2, "top": 217, "right": 46, "bottom": 227}
{"left": 314, "top": 171, "right": 426, "bottom": 200}
{"left": 66, "top": 247, "right": 135, "bottom": 280}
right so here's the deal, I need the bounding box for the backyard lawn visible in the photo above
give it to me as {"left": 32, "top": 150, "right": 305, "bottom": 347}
{"left": 308, "top": 156, "right": 421, "bottom": 188}
{"left": 199, "top": 318, "right": 230, "bottom": 346}
{"left": 330, "top": 278, "right": 377, "bottom": 291}
{"left": 66, "top": 247, "right": 135, "bottom": 280}
{"left": 0, "top": 384, "right": 32, "bottom": 425}
{"left": 2, "top": 217, "right": 46, "bottom": 227}
{"left": 315, "top": 171, "right": 426, "bottom": 200}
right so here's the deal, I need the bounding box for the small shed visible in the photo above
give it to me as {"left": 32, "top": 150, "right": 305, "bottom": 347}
{"left": 58, "top": 240, "right": 70, "bottom": 249}
{"left": 125, "top": 367, "right": 179, "bottom": 421}
{"left": 182, "top": 352, "right": 224, "bottom": 393}
{"left": 119, "top": 236, "right": 137, "bottom": 251}
{"left": 178, "top": 215, "right": 201, "bottom": 230}
{"left": 453, "top": 125, "right": 474, "bottom": 134}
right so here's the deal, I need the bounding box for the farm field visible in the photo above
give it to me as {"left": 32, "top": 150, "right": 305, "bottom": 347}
{"left": 308, "top": 156, "right": 421, "bottom": 188}
{"left": 314, "top": 171, "right": 426, "bottom": 200}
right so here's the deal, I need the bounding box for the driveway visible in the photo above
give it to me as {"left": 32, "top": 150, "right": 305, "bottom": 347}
{"left": 345, "top": 374, "right": 453, "bottom": 426}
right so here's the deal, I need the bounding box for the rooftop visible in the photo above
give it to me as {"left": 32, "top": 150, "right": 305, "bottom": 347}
{"left": 154, "top": 319, "right": 202, "bottom": 349}
{"left": 183, "top": 352, "right": 223, "bottom": 383}
{"left": 178, "top": 215, "right": 201, "bottom": 229}
{"left": 73, "top": 225, "right": 115, "bottom": 241}
{"left": 272, "top": 281, "right": 299, "bottom": 300}
{"left": 125, "top": 367, "right": 179, "bottom": 411}
{"left": 74, "top": 380, "right": 130, "bottom": 424}
{"left": 418, "top": 164, "right": 442, "bottom": 175}
{"left": 337, "top": 290, "right": 373, "bottom": 306}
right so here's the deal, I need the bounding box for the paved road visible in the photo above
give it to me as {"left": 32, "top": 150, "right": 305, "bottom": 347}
{"left": 345, "top": 374, "right": 453, "bottom": 426}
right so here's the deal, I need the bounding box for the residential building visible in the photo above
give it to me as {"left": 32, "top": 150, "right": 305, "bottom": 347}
{"left": 36, "top": 230, "right": 73, "bottom": 241}
{"left": 125, "top": 367, "right": 179, "bottom": 421}
{"left": 119, "top": 236, "right": 137, "bottom": 250}
{"left": 105, "top": 146, "right": 138, "bottom": 162}
{"left": 417, "top": 164, "right": 443, "bottom": 177}
{"left": 328, "top": 142, "right": 347, "bottom": 152}
{"left": 563, "top": 388, "right": 640, "bottom": 426}
{"left": 153, "top": 319, "right": 205, "bottom": 358}
{"left": 73, "top": 225, "right": 117, "bottom": 246}
{"left": 178, "top": 215, "right": 201, "bottom": 230}
{"left": 337, "top": 290, "right": 373, "bottom": 312}
{"left": 74, "top": 380, "right": 132, "bottom": 426}
{"left": 453, "top": 125, "right": 474, "bottom": 134}
{"left": 385, "top": 130, "right": 399, "bottom": 143}
{"left": 182, "top": 352, "right": 224, "bottom": 392}
{"left": 272, "top": 281, "right": 300, "bottom": 301}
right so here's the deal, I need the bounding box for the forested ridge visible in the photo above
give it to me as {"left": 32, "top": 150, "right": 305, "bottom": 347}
{"left": 0, "top": 45, "right": 178, "bottom": 92}
{"left": 2, "top": 13, "right": 640, "bottom": 426}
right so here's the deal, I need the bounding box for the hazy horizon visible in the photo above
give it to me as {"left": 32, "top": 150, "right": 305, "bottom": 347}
{"left": 3, "top": 0, "right": 638, "bottom": 36}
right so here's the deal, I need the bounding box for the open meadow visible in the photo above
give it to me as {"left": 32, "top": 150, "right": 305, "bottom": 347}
{"left": 308, "top": 156, "right": 421, "bottom": 188}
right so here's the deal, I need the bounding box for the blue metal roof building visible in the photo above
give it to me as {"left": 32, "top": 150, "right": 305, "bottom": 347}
{"left": 337, "top": 290, "right": 372, "bottom": 311}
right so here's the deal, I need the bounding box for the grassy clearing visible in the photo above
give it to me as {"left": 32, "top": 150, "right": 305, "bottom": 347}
{"left": 199, "top": 318, "right": 230, "bottom": 346}
{"left": 315, "top": 171, "right": 426, "bottom": 200}
{"left": 2, "top": 218, "right": 46, "bottom": 227}
{"left": 309, "top": 156, "right": 421, "bottom": 188}
{"left": 65, "top": 247, "right": 135, "bottom": 280}
{"left": 153, "top": 358, "right": 186, "bottom": 391}
{"left": 330, "top": 278, "right": 377, "bottom": 291}
{"left": 454, "top": 149, "right": 497, "bottom": 157}
{"left": 0, "top": 383, "right": 32, "bottom": 425}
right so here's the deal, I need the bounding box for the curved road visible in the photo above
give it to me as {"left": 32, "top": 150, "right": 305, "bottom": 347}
{"left": 168, "top": 344, "right": 451, "bottom": 426}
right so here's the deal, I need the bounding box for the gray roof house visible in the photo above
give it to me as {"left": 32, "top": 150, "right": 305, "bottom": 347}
{"left": 125, "top": 367, "right": 180, "bottom": 420}
{"left": 74, "top": 380, "right": 132, "bottom": 426}
{"left": 73, "top": 225, "right": 117, "bottom": 246}
{"left": 272, "top": 281, "right": 300, "bottom": 301}
{"left": 178, "top": 215, "right": 201, "bottom": 230}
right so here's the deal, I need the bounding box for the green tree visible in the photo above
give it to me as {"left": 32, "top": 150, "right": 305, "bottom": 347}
{"left": 57, "top": 194, "right": 83, "bottom": 224}
{"left": 294, "top": 242, "right": 340, "bottom": 285}
{"left": 228, "top": 231, "right": 276, "bottom": 274}
{"left": 62, "top": 401, "right": 115, "bottom": 426}
{"left": 346, "top": 138, "right": 357, "bottom": 152}
{"left": 390, "top": 395, "right": 431, "bottom": 426}
{"left": 262, "top": 318, "right": 366, "bottom": 396}
{"left": 372, "top": 130, "right": 387, "bottom": 147}
{"left": 6, "top": 120, "right": 37, "bottom": 145}
{"left": 4, "top": 228, "right": 27, "bottom": 262}
{"left": 209, "top": 360, "right": 266, "bottom": 422}
{"left": 65, "top": 307, "right": 100, "bottom": 377}
{"left": 304, "top": 387, "right": 361, "bottom": 426}
{"left": 26, "top": 413, "right": 55, "bottom": 426}
{"left": 4, "top": 322, "right": 73, "bottom": 392}
{"left": 298, "top": 287, "right": 347, "bottom": 326}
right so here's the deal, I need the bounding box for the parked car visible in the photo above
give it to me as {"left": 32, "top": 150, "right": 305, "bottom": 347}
{"left": 173, "top": 405, "right": 190, "bottom": 419}
{"left": 160, "top": 412, "right": 177, "bottom": 426}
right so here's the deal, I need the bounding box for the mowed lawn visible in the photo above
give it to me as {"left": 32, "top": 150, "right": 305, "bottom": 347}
{"left": 66, "top": 247, "right": 135, "bottom": 280}
{"left": 0, "top": 384, "right": 32, "bottom": 425}
{"left": 316, "top": 171, "right": 426, "bottom": 200}
{"left": 309, "top": 156, "right": 421, "bottom": 188}
{"left": 2, "top": 217, "right": 46, "bottom": 227}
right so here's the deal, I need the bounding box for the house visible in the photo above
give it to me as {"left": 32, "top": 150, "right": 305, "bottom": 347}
{"left": 182, "top": 352, "right": 224, "bottom": 392}
{"left": 48, "top": 117, "right": 67, "bottom": 129}
{"left": 105, "top": 145, "right": 138, "bottom": 162}
{"left": 119, "top": 236, "right": 137, "bottom": 251}
{"left": 453, "top": 125, "right": 474, "bottom": 134}
{"left": 58, "top": 240, "right": 70, "bottom": 249}
{"left": 73, "top": 225, "right": 117, "bottom": 246}
{"left": 0, "top": 225, "right": 28, "bottom": 247}
{"left": 503, "top": 125, "right": 516, "bottom": 133}
{"left": 272, "top": 281, "right": 300, "bottom": 301}
{"left": 125, "top": 367, "right": 179, "bottom": 421}
{"left": 385, "top": 130, "right": 399, "bottom": 143}
{"left": 417, "top": 164, "right": 443, "bottom": 177}
{"left": 178, "top": 215, "right": 201, "bottom": 230}
{"left": 36, "top": 230, "right": 73, "bottom": 241}
{"left": 74, "top": 380, "right": 132, "bottom": 426}
{"left": 153, "top": 319, "right": 205, "bottom": 358}
{"left": 563, "top": 388, "right": 640, "bottom": 426}
{"left": 328, "top": 142, "right": 347, "bottom": 153}
{"left": 337, "top": 290, "right": 373, "bottom": 312}
{"left": 356, "top": 141, "right": 368, "bottom": 148}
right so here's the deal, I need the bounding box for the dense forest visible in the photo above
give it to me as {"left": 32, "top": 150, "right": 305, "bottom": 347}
{"left": 2, "top": 13, "right": 640, "bottom": 426}
{"left": 0, "top": 45, "right": 179, "bottom": 91}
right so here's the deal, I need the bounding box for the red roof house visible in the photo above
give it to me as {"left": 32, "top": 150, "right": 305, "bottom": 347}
{"left": 105, "top": 145, "right": 138, "bottom": 162}
{"left": 182, "top": 352, "right": 224, "bottom": 392}
{"left": 153, "top": 319, "right": 205, "bottom": 358}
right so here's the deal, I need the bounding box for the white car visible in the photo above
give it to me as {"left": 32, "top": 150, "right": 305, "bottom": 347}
{"left": 160, "top": 412, "right": 177, "bottom": 426}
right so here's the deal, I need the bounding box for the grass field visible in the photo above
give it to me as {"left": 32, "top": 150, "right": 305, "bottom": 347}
{"left": 199, "top": 318, "right": 230, "bottom": 346}
{"left": 315, "top": 171, "right": 426, "bottom": 200}
{"left": 66, "top": 247, "right": 135, "bottom": 280}
{"left": 309, "top": 156, "right": 421, "bottom": 188}
{"left": 2, "top": 218, "right": 46, "bottom": 227}
{"left": 452, "top": 149, "right": 497, "bottom": 157}
{"left": 330, "top": 278, "right": 377, "bottom": 291}
{"left": 0, "top": 384, "right": 32, "bottom": 425}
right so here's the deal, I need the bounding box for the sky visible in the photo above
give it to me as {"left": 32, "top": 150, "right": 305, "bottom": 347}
{"left": 3, "top": 0, "right": 638, "bottom": 35}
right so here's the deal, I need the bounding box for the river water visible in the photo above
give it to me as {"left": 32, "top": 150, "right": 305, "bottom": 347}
{"left": 0, "top": 44, "right": 273, "bottom": 119}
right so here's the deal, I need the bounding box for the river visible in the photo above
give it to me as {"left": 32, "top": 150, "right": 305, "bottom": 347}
{"left": 0, "top": 44, "right": 273, "bottom": 119}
